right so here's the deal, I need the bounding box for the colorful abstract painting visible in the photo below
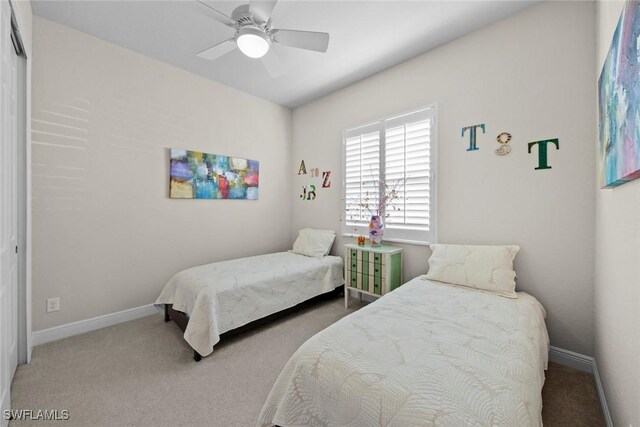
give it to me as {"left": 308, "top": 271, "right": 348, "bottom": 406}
{"left": 599, "top": 0, "right": 640, "bottom": 188}
{"left": 169, "top": 148, "right": 259, "bottom": 199}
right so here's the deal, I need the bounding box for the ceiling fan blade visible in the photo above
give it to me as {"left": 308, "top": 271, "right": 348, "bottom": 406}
{"left": 196, "top": 0, "right": 236, "bottom": 27}
{"left": 271, "top": 29, "right": 329, "bottom": 53}
{"left": 260, "top": 49, "right": 285, "bottom": 77}
{"left": 196, "top": 39, "right": 236, "bottom": 61}
{"left": 250, "top": 0, "right": 278, "bottom": 24}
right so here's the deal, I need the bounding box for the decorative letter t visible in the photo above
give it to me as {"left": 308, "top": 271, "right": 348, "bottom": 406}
{"left": 528, "top": 138, "right": 559, "bottom": 170}
{"left": 461, "top": 124, "right": 485, "bottom": 151}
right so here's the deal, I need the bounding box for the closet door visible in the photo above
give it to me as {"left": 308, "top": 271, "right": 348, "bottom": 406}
{"left": 0, "top": 0, "right": 19, "bottom": 423}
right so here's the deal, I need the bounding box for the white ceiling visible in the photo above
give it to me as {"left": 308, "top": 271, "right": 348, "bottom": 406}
{"left": 32, "top": 0, "right": 539, "bottom": 108}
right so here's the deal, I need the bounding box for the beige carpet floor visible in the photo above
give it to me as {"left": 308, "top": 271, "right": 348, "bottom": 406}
{"left": 11, "top": 297, "right": 605, "bottom": 426}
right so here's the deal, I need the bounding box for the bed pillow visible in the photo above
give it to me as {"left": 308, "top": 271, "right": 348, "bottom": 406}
{"left": 292, "top": 228, "right": 336, "bottom": 258}
{"left": 425, "top": 244, "right": 519, "bottom": 298}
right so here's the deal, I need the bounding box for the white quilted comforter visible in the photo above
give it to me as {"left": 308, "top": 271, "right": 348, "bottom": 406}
{"left": 155, "top": 252, "right": 343, "bottom": 357}
{"left": 258, "top": 277, "right": 549, "bottom": 427}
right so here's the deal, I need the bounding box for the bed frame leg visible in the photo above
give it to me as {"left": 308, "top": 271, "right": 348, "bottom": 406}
{"left": 164, "top": 304, "right": 170, "bottom": 322}
{"left": 194, "top": 351, "right": 202, "bottom": 362}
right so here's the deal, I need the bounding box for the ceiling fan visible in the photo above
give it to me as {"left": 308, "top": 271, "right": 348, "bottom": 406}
{"left": 195, "top": 0, "right": 330, "bottom": 75}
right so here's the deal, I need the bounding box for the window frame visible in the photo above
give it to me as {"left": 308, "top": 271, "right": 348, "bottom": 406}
{"left": 341, "top": 104, "right": 438, "bottom": 246}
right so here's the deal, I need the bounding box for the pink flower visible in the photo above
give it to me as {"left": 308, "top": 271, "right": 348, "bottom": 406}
{"left": 244, "top": 173, "right": 259, "bottom": 186}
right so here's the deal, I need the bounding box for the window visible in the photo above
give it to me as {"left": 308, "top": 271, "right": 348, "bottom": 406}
{"left": 342, "top": 105, "right": 437, "bottom": 244}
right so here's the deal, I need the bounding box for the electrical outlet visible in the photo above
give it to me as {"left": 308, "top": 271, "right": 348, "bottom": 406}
{"left": 46, "top": 297, "right": 60, "bottom": 313}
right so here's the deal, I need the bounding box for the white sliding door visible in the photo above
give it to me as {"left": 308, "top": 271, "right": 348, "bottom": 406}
{"left": 0, "top": 0, "right": 19, "bottom": 424}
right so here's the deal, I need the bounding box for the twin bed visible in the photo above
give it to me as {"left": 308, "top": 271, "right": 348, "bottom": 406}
{"left": 156, "top": 250, "right": 343, "bottom": 360}
{"left": 156, "top": 237, "right": 549, "bottom": 426}
{"left": 258, "top": 276, "right": 549, "bottom": 426}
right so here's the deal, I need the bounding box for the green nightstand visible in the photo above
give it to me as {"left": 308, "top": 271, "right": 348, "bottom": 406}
{"left": 344, "top": 243, "right": 404, "bottom": 308}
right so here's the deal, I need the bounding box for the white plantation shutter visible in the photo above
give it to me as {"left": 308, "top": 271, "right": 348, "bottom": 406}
{"left": 342, "top": 106, "right": 436, "bottom": 244}
{"left": 344, "top": 123, "right": 381, "bottom": 227}
{"left": 383, "top": 109, "right": 432, "bottom": 241}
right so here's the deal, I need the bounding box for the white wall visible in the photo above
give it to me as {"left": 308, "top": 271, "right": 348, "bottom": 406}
{"left": 291, "top": 1, "right": 596, "bottom": 355}
{"left": 31, "top": 18, "right": 292, "bottom": 331}
{"left": 595, "top": 1, "right": 640, "bottom": 424}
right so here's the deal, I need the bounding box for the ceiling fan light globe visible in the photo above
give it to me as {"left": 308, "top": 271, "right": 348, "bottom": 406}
{"left": 237, "top": 33, "right": 270, "bottom": 59}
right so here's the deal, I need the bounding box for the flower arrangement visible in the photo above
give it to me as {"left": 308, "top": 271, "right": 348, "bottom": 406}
{"left": 346, "top": 176, "right": 407, "bottom": 221}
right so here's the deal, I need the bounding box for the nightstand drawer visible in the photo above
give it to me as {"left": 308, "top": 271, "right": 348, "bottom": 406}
{"left": 370, "top": 263, "right": 383, "bottom": 278}
{"left": 373, "top": 274, "right": 382, "bottom": 294}
{"left": 347, "top": 269, "right": 381, "bottom": 288}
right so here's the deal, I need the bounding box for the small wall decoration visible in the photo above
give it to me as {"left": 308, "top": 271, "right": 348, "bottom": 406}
{"left": 462, "top": 123, "right": 485, "bottom": 151}
{"left": 322, "top": 171, "right": 331, "bottom": 188}
{"left": 300, "top": 185, "right": 317, "bottom": 200}
{"left": 599, "top": 0, "right": 640, "bottom": 187}
{"left": 297, "top": 160, "right": 330, "bottom": 200}
{"left": 495, "top": 132, "right": 512, "bottom": 156}
{"left": 169, "top": 148, "right": 259, "bottom": 199}
{"left": 528, "top": 138, "right": 559, "bottom": 170}
{"left": 297, "top": 160, "right": 307, "bottom": 175}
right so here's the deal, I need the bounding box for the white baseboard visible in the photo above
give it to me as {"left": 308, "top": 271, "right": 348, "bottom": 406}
{"left": 549, "top": 346, "right": 612, "bottom": 427}
{"left": 32, "top": 304, "right": 161, "bottom": 346}
{"left": 549, "top": 345, "right": 594, "bottom": 373}
{"left": 592, "top": 359, "right": 614, "bottom": 427}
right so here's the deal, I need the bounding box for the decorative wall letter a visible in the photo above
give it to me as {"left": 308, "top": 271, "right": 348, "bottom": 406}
{"left": 322, "top": 171, "right": 331, "bottom": 188}
{"left": 461, "top": 124, "right": 485, "bottom": 151}
{"left": 297, "top": 160, "right": 307, "bottom": 175}
{"left": 528, "top": 138, "right": 559, "bottom": 170}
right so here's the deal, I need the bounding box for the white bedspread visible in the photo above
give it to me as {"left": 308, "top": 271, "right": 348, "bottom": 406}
{"left": 258, "top": 277, "right": 549, "bottom": 427}
{"left": 155, "top": 252, "right": 343, "bottom": 357}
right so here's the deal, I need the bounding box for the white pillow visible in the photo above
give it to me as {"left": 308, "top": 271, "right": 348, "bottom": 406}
{"left": 292, "top": 228, "right": 336, "bottom": 258}
{"left": 425, "top": 244, "right": 519, "bottom": 298}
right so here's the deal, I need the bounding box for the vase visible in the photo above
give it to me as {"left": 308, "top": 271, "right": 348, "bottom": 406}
{"left": 368, "top": 215, "right": 384, "bottom": 246}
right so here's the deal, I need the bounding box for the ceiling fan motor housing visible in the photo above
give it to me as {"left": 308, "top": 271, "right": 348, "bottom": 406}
{"left": 231, "top": 4, "right": 270, "bottom": 29}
